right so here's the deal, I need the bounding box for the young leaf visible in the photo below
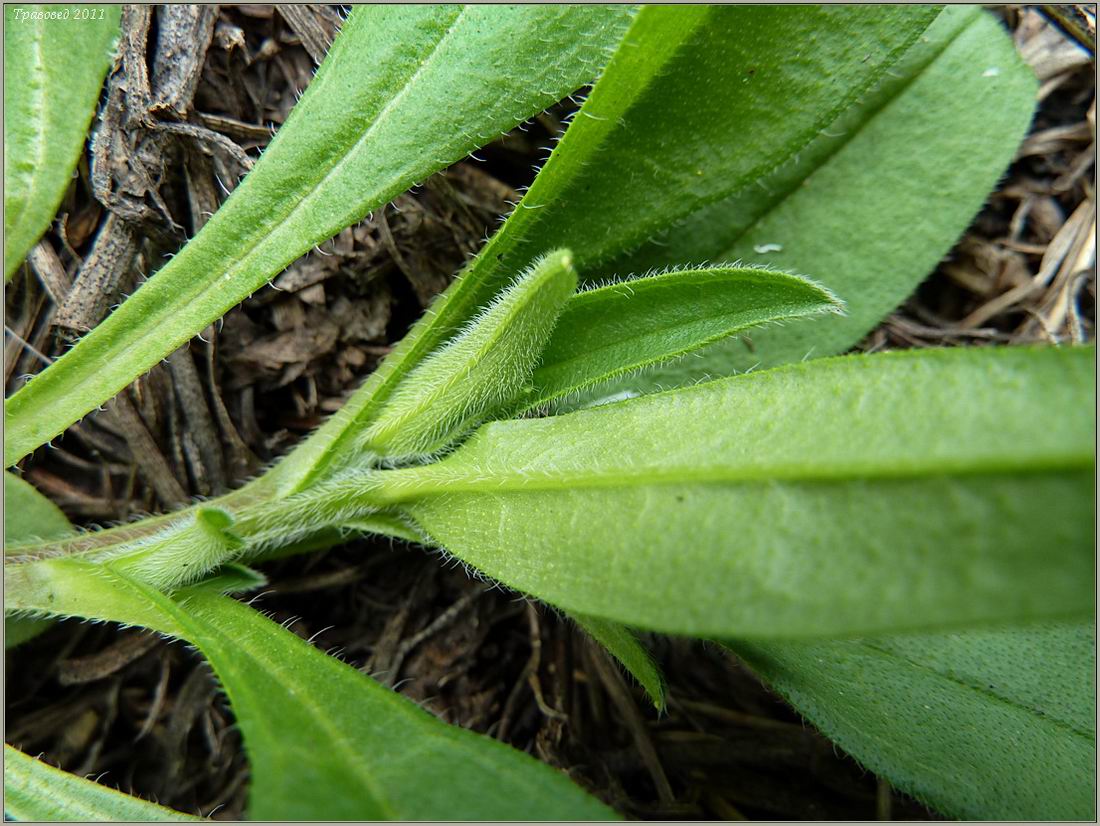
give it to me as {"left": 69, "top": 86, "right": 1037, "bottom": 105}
{"left": 525, "top": 266, "right": 841, "bottom": 410}
{"left": 571, "top": 613, "right": 665, "bottom": 711}
{"left": 4, "top": 5, "right": 121, "bottom": 280}
{"left": 727, "top": 621, "right": 1096, "bottom": 820}
{"left": 361, "top": 249, "right": 577, "bottom": 461}
{"left": 267, "top": 3, "right": 938, "bottom": 492}
{"left": 4, "top": 744, "right": 203, "bottom": 821}
{"left": 7, "top": 561, "right": 619, "bottom": 821}
{"left": 598, "top": 6, "right": 1039, "bottom": 397}
{"left": 3, "top": 5, "right": 633, "bottom": 467}
{"left": 369, "top": 345, "right": 1094, "bottom": 638}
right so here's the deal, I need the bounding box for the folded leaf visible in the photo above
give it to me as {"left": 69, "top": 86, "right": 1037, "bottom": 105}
{"left": 571, "top": 613, "right": 665, "bottom": 711}
{"left": 600, "top": 6, "right": 1038, "bottom": 397}
{"left": 727, "top": 622, "right": 1096, "bottom": 820}
{"left": 4, "top": 4, "right": 121, "bottom": 280}
{"left": 3, "top": 5, "right": 633, "bottom": 467}
{"left": 525, "top": 266, "right": 841, "bottom": 409}
{"left": 362, "top": 249, "right": 576, "bottom": 460}
{"left": 371, "top": 345, "right": 1094, "bottom": 637}
{"left": 4, "top": 744, "right": 202, "bottom": 821}
{"left": 269, "top": 3, "right": 936, "bottom": 492}
{"left": 7, "top": 561, "right": 618, "bottom": 821}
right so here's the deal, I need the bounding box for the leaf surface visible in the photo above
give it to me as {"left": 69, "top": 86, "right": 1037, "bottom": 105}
{"left": 599, "top": 7, "right": 1038, "bottom": 397}
{"left": 526, "top": 266, "right": 841, "bottom": 409}
{"left": 269, "top": 3, "right": 937, "bottom": 491}
{"left": 4, "top": 4, "right": 120, "bottom": 280}
{"left": 3, "top": 5, "right": 632, "bottom": 467}
{"left": 4, "top": 744, "right": 202, "bottom": 821}
{"left": 372, "top": 345, "right": 1094, "bottom": 637}
{"left": 727, "top": 622, "right": 1096, "bottom": 820}
{"left": 5, "top": 561, "right": 619, "bottom": 821}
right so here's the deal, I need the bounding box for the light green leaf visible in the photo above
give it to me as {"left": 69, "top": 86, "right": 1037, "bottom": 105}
{"left": 727, "top": 622, "right": 1096, "bottom": 820}
{"left": 4, "top": 744, "right": 202, "bottom": 821}
{"left": 362, "top": 249, "right": 577, "bottom": 461}
{"left": 571, "top": 613, "right": 665, "bottom": 711}
{"left": 525, "top": 266, "right": 841, "bottom": 410}
{"left": 5, "top": 471, "right": 73, "bottom": 548}
{"left": 3, "top": 5, "right": 633, "bottom": 468}
{"left": 601, "top": 6, "right": 1038, "bottom": 396}
{"left": 370, "top": 345, "right": 1094, "bottom": 638}
{"left": 4, "top": 5, "right": 120, "bottom": 280}
{"left": 269, "top": 3, "right": 937, "bottom": 493}
{"left": 7, "top": 561, "right": 619, "bottom": 821}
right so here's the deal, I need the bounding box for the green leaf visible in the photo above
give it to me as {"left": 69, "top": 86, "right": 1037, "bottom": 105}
{"left": 5, "top": 471, "right": 74, "bottom": 647}
{"left": 570, "top": 613, "right": 665, "bottom": 711}
{"left": 362, "top": 249, "right": 577, "bottom": 461}
{"left": 4, "top": 744, "right": 202, "bottom": 821}
{"left": 600, "top": 6, "right": 1038, "bottom": 396}
{"left": 370, "top": 345, "right": 1094, "bottom": 638}
{"left": 4, "top": 5, "right": 120, "bottom": 280}
{"left": 267, "top": 3, "right": 937, "bottom": 493}
{"left": 3, "top": 5, "right": 633, "bottom": 468}
{"left": 727, "top": 622, "right": 1096, "bottom": 820}
{"left": 525, "top": 266, "right": 841, "bottom": 410}
{"left": 7, "top": 561, "right": 619, "bottom": 821}
{"left": 5, "top": 471, "right": 73, "bottom": 548}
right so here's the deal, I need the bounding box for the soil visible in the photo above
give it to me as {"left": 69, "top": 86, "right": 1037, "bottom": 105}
{"left": 5, "top": 6, "right": 1095, "bottom": 821}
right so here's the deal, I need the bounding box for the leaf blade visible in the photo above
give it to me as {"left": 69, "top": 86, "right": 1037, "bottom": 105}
{"left": 599, "top": 7, "right": 1039, "bottom": 397}
{"left": 4, "top": 744, "right": 203, "bottom": 822}
{"left": 375, "top": 345, "right": 1095, "bottom": 637}
{"left": 726, "top": 622, "right": 1096, "bottom": 820}
{"left": 6, "top": 561, "right": 619, "bottom": 821}
{"left": 527, "top": 266, "right": 841, "bottom": 409}
{"left": 4, "top": 4, "right": 121, "bottom": 280}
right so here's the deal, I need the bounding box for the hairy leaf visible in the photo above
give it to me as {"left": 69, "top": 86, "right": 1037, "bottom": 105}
{"left": 371, "top": 345, "right": 1094, "bottom": 637}
{"left": 4, "top": 5, "right": 633, "bottom": 467}
{"left": 4, "top": 744, "right": 202, "bottom": 821}
{"left": 4, "top": 4, "right": 120, "bottom": 280}
{"left": 599, "top": 6, "right": 1038, "bottom": 397}
{"left": 728, "top": 622, "right": 1096, "bottom": 820}
{"left": 362, "top": 249, "right": 576, "bottom": 460}
{"left": 7, "top": 562, "right": 618, "bottom": 821}
{"left": 571, "top": 613, "right": 665, "bottom": 711}
{"left": 3, "top": 744, "right": 199, "bottom": 822}
{"left": 268, "top": 3, "right": 936, "bottom": 492}
{"left": 526, "top": 266, "right": 841, "bottom": 410}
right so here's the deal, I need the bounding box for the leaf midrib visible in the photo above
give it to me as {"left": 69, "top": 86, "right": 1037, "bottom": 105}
{"left": 377, "top": 455, "right": 1091, "bottom": 502}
